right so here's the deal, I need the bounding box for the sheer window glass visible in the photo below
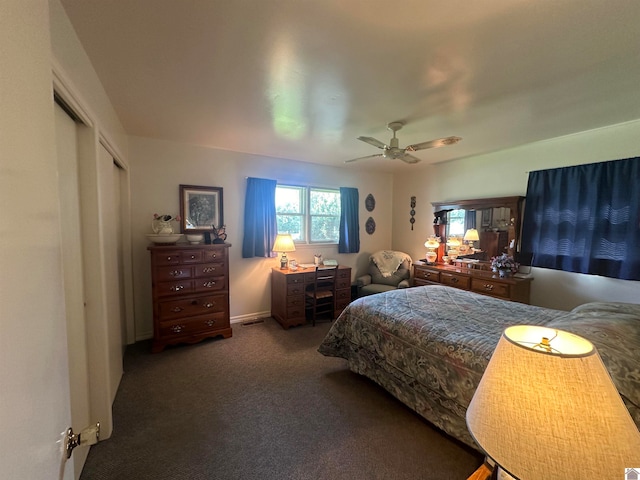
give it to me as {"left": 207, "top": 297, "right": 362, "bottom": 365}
{"left": 276, "top": 185, "right": 341, "bottom": 244}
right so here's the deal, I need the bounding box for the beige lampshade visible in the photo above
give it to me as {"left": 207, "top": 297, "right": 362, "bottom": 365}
{"left": 466, "top": 325, "right": 640, "bottom": 479}
{"left": 463, "top": 228, "right": 480, "bottom": 242}
{"left": 272, "top": 233, "right": 296, "bottom": 253}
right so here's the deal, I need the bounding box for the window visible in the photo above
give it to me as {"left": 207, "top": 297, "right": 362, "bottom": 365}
{"left": 276, "top": 185, "right": 340, "bottom": 243}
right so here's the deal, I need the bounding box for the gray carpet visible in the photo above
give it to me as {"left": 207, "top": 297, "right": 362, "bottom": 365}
{"left": 80, "top": 318, "right": 482, "bottom": 479}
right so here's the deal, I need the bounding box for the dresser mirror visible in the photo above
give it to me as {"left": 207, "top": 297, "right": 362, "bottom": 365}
{"left": 432, "top": 196, "right": 525, "bottom": 261}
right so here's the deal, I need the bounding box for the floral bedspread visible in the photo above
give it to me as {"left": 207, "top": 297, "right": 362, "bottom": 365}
{"left": 318, "top": 285, "right": 640, "bottom": 449}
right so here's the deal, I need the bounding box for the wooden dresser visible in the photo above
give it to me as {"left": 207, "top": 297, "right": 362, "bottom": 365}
{"left": 413, "top": 262, "right": 532, "bottom": 304}
{"left": 148, "top": 244, "right": 232, "bottom": 352}
{"left": 271, "top": 266, "right": 352, "bottom": 329}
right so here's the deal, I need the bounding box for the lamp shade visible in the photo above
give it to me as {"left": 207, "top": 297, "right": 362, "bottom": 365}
{"left": 463, "top": 228, "right": 480, "bottom": 242}
{"left": 424, "top": 238, "right": 440, "bottom": 249}
{"left": 466, "top": 325, "right": 640, "bottom": 479}
{"left": 272, "top": 233, "right": 295, "bottom": 253}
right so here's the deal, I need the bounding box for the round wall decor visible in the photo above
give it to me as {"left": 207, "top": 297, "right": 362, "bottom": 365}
{"left": 365, "top": 217, "right": 376, "bottom": 235}
{"left": 365, "top": 193, "right": 376, "bottom": 212}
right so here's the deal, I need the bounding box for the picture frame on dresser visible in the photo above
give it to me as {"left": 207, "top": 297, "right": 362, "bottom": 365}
{"left": 180, "top": 184, "right": 224, "bottom": 234}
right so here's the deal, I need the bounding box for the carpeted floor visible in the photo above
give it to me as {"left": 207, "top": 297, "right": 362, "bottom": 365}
{"left": 80, "top": 318, "right": 482, "bottom": 479}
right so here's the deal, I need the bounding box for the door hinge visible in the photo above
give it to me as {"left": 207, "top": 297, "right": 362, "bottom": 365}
{"left": 66, "top": 422, "right": 100, "bottom": 459}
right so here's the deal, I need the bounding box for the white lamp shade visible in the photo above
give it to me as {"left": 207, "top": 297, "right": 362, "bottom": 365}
{"left": 466, "top": 325, "right": 640, "bottom": 479}
{"left": 424, "top": 238, "right": 440, "bottom": 249}
{"left": 464, "top": 228, "right": 480, "bottom": 242}
{"left": 272, "top": 233, "right": 296, "bottom": 253}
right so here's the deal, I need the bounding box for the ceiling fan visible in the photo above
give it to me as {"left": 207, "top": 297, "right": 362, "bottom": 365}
{"left": 345, "top": 121, "right": 461, "bottom": 164}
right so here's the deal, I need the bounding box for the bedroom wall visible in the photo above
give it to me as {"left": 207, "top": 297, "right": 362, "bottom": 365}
{"left": 392, "top": 119, "right": 640, "bottom": 311}
{"left": 129, "top": 136, "right": 394, "bottom": 340}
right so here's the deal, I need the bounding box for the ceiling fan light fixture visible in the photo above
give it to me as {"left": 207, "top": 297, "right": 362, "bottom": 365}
{"left": 346, "top": 121, "right": 461, "bottom": 164}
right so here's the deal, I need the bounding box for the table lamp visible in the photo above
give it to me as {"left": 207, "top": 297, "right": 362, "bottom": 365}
{"left": 424, "top": 236, "right": 440, "bottom": 264}
{"left": 463, "top": 228, "right": 479, "bottom": 250}
{"left": 466, "top": 325, "right": 640, "bottom": 480}
{"left": 272, "top": 233, "right": 295, "bottom": 269}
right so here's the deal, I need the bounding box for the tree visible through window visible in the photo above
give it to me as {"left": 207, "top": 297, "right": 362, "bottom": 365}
{"left": 276, "top": 185, "right": 340, "bottom": 243}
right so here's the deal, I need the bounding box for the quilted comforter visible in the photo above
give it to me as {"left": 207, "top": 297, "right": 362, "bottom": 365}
{"left": 318, "top": 285, "right": 640, "bottom": 449}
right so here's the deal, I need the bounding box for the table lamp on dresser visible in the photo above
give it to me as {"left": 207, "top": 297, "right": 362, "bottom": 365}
{"left": 466, "top": 325, "right": 640, "bottom": 480}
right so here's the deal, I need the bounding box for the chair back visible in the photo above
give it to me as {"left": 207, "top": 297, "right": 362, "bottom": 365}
{"left": 305, "top": 266, "right": 338, "bottom": 325}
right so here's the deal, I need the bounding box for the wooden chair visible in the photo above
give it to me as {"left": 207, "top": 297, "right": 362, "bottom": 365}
{"left": 305, "top": 266, "right": 338, "bottom": 326}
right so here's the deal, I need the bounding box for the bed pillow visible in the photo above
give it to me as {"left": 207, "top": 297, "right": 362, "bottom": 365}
{"left": 546, "top": 302, "right": 640, "bottom": 427}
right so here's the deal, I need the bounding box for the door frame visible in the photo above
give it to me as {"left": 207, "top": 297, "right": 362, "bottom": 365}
{"left": 52, "top": 62, "right": 135, "bottom": 470}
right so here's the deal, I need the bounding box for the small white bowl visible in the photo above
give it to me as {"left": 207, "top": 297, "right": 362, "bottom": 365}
{"left": 146, "top": 234, "right": 183, "bottom": 245}
{"left": 186, "top": 234, "right": 204, "bottom": 244}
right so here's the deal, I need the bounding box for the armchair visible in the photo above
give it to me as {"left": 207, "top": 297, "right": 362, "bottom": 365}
{"left": 356, "top": 250, "right": 412, "bottom": 297}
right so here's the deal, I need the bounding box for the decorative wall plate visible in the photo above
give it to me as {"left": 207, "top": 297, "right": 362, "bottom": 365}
{"left": 365, "top": 217, "right": 376, "bottom": 235}
{"left": 365, "top": 193, "right": 376, "bottom": 212}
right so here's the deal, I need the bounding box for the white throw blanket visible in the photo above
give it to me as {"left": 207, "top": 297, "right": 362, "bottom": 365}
{"left": 370, "top": 250, "right": 412, "bottom": 277}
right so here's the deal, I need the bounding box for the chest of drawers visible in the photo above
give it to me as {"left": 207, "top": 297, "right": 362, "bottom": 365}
{"left": 271, "top": 266, "right": 352, "bottom": 329}
{"left": 148, "top": 244, "right": 232, "bottom": 352}
{"left": 413, "top": 263, "right": 532, "bottom": 304}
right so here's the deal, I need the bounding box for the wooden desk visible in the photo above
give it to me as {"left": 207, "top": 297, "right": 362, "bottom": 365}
{"left": 413, "top": 263, "right": 532, "bottom": 304}
{"left": 271, "top": 266, "right": 352, "bottom": 329}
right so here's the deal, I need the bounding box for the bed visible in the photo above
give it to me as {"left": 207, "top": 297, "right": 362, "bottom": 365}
{"left": 318, "top": 285, "right": 640, "bottom": 449}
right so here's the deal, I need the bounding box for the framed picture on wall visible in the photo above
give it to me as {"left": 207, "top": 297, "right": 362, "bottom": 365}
{"left": 179, "top": 184, "right": 224, "bottom": 233}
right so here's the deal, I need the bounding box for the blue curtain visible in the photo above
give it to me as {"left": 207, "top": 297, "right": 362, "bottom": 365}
{"left": 521, "top": 157, "right": 640, "bottom": 280}
{"left": 338, "top": 187, "right": 360, "bottom": 253}
{"left": 242, "top": 177, "right": 277, "bottom": 258}
{"left": 464, "top": 210, "right": 476, "bottom": 231}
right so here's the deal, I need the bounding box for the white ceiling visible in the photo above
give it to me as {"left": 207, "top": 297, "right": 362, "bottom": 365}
{"left": 59, "top": 0, "right": 640, "bottom": 173}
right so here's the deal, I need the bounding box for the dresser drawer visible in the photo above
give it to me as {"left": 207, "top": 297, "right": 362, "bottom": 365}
{"left": 194, "top": 262, "right": 225, "bottom": 277}
{"left": 414, "top": 267, "right": 440, "bottom": 283}
{"left": 182, "top": 250, "right": 204, "bottom": 263}
{"left": 335, "top": 289, "right": 351, "bottom": 302}
{"left": 471, "top": 278, "right": 510, "bottom": 299}
{"left": 154, "top": 251, "right": 182, "bottom": 266}
{"left": 203, "top": 248, "right": 226, "bottom": 263}
{"left": 194, "top": 275, "right": 226, "bottom": 293}
{"left": 158, "top": 294, "right": 228, "bottom": 321}
{"left": 286, "top": 295, "right": 305, "bottom": 308}
{"left": 156, "top": 280, "right": 195, "bottom": 297}
{"left": 441, "top": 272, "right": 470, "bottom": 290}
{"left": 155, "top": 265, "right": 192, "bottom": 282}
{"left": 159, "top": 312, "right": 229, "bottom": 338}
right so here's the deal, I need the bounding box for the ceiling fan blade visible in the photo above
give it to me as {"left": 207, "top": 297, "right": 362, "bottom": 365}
{"left": 344, "top": 154, "right": 384, "bottom": 163}
{"left": 400, "top": 154, "right": 422, "bottom": 164}
{"left": 405, "top": 136, "right": 462, "bottom": 152}
{"left": 357, "top": 136, "right": 387, "bottom": 149}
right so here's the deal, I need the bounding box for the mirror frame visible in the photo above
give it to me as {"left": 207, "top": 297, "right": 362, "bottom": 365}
{"left": 432, "top": 196, "right": 525, "bottom": 259}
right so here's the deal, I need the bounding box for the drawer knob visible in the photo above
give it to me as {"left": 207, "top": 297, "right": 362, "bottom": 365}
{"left": 170, "top": 325, "right": 185, "bottom": 333}
{"left": 191, "top": 255, "right": 196, "bottom": 259}
{"left": 203, "top": 267, "right": 216, "bottom": 273}
{"left": 425, "top": 272, "right": 431, "bottom": 277}
{"left": 170, "top": 285, "right": 185, "bottom": 291}
{"left": 169, "top": 270, "right": 183, "bottom": 277}
{"left": 484, "top": 284, "right": 494, "bottom": 291}
{"left": 205, "top": 319, "right": 216, "bottom": 327}
{"left": 166, "top": 256, "right": 173, "bottom": 261}
{"left": 211, "top": 254, "right": 217, "bottom": 258}
{"left": 204, "top": 302, "right": 215, "bottom": 308}
{"left": 171, "top": 306, "right": 184, "bottom": 313}
{"left": 451, "top": 277, "right": 458, "bottom": 284}
{"left": 203, "top": 281, "right": 216, "bottom": 288}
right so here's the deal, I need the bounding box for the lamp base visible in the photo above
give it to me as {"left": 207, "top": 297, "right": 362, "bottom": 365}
{"left": 280, "top": 253, "right": 288, "bottom": 269}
